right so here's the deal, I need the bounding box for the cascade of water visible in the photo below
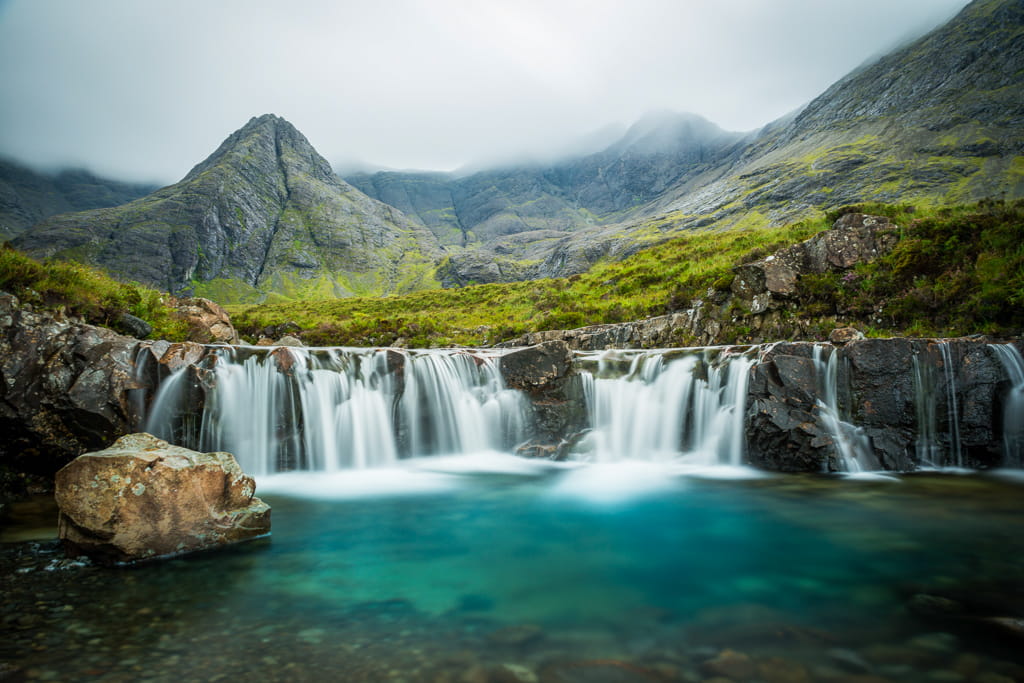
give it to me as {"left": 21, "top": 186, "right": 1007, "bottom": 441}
{"left": 578, "top": 349, "right": 753, "bottom": 464}
{"left": 811, "top": 346, "right": 877, "bottom": 472}
{"left": 911, "top": 342, "right": 965, "bottom": 468}
{"left": 938, "top": 342, "right": 963, "bottom": 467}
{"left": 144, "top": 347, "right": 530, "bottom": 474}
{"left": 989, "top": 343, "right": 1024, "bottom": 467}
{"left": 912, "top": 350, "right": 941, "bottom": 465}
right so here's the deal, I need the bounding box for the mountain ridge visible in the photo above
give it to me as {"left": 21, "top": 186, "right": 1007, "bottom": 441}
{"left": 13, "top": 114, "right": 442, "bottom": 300}
{"left": 8, "top": 0, "right": 1023, "bottom": 300}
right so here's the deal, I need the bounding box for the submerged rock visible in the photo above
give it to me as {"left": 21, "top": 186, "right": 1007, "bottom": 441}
{"left": 55, "top": 433, "right": 270, "bottom": 564}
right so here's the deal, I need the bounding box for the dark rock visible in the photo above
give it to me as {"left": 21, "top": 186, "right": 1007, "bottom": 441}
{"left": 700, "top": 649, "right": 756, "bottom": 680}
{"left": 0, "top": 293, "right": 148, "bottom": 485}
{"left": 56, "top": 433, "right": 270, "bottom": 564}
{"left": 538, "top": 659, "right": 665, "bottom": 683}
{"left": 486, "top": 623, "right": 543, "bottom": 647}
{"left": 117, "top": 313, "right": 153, "bottom": 339}
{"left": 500, "top": 341, "right": 573, "bottom": 394}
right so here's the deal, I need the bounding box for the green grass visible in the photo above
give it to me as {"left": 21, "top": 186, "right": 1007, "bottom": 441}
{"left": 0, "top": 244, "right": 188, "bottom": 340}
{"left": 805, "top": 199, "right": 1024, "bottom": 337}
{"left": 229, "top": 217, "right": 828, "bottom": 346}
{"left": 231, "top": 200, "right": 1024, "bottom": 347}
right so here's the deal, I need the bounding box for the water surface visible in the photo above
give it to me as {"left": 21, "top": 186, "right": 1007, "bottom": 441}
{"left": 3, "top": 458, "right": 1023, "bottom": 682}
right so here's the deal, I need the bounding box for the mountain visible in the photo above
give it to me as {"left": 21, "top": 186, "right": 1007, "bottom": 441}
{"left": 346, "top": 111, "right": 747, "bottom": 285}
{"left": 9, "top": 0, "right": 1022, "bottom": 299}
{"left": 534, "top": 0, "right": 1024, "bottom": 277}
{"left": 14, "top": 115, "right": 442, "bottom": 301}
{"left": 0, "top": 159, "right": 157, "bottom": 241}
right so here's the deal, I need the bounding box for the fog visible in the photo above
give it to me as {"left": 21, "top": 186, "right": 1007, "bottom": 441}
{"left": 0, "top": 0, "right": 970, "bottom": 183}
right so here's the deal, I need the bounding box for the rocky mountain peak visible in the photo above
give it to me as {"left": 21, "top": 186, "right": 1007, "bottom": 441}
{"left": 183, "top": 113, "right": 337, "bottom": 187}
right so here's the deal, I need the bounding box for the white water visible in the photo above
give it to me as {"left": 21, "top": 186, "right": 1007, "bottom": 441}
{"left": 912, "top": 342, "right": 964, "bottom": 468}
{"left": 939, "top": 343, "right": 963, "bottom": 467}
{"left": 812, "top": 345, "right": 878, "bottom": 473}
{"left": 990, "top": 343, "right": 1024, "bottom": 467}
{"left": 145, "top": 347, "right": 530, "bottom": 475}
{"left": 576, "top": 348, "right": 754, "bottom": 465}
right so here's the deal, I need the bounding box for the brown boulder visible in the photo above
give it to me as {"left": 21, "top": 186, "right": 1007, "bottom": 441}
{"left": 169, "top": 297, "right": 239, "bottom": 344}
{"left": 55, "top": 433, "right": 270, "bottom": 564}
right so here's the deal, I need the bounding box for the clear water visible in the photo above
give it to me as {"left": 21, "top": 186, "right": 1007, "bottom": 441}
{"left": 4, "top": 459, "right": 1024, "bottom": 682}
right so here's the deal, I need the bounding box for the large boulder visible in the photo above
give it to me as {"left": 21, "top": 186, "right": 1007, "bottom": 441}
{"left": 500, "top": 341, "right": 587, "bottom": 451}
{"left": 55, "top": 433, "right": 270, "bottom": 564}
{"left": 169, "top": 296, "right": 239, "bottom": 344}
{"left": 732, "top": 213, "right": 899, "bottom": 301}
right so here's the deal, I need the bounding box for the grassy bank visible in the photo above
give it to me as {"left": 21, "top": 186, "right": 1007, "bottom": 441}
{"left": 0, "top": 244, "right": 188, "bottom": 340}
{"left": 230, "top": 200, "right": 1023, "bottom": 346}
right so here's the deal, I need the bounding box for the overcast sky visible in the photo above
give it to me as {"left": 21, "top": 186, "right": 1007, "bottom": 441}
{"left": 0, "top": 0, "right": 970, "bottom": 183}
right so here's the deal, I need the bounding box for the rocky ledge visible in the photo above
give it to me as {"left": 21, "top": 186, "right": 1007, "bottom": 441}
{"left": 500, "top": 213, "right": 902, "bottom": 350}
{"left": 55, "top": 433, "right": 270, "bottom": 564}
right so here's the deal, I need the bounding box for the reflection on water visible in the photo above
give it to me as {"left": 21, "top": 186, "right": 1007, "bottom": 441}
{"left": 3, "top": 458, "right": 1024, "bottom": 682}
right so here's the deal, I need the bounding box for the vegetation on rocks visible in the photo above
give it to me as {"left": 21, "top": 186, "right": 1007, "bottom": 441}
{"left": 229, "top": 200, "right": 1024, "bottom": 347}
{"left": 0, "top": 244, "right": 187, "bottom": 340}
{"left": 800, "top": 199, "right": 1024, "bottom": 337}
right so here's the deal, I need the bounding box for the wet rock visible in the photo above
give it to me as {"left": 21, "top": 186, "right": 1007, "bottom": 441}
{"left": 827, "top": 648, "right": 874, "bottom": 675}
{"left": 500, "top": 341, "right": 573, "bottom": 394}
{"left": 168, "top": 296, "right": 238, "bottom": 344}
{"left": 908, "top": 594, "right": 966, "bottom": 618}
{"left": 500, "top": 341, "right": 586, "bottom": 448}
{"left": 700, "top": 649, "right": 755, "bottom": 680}
{"left": 486, "top": 624, "right": 543, "bottom": 647}
{"left": 0, "top": 293, "right": 147, "bottom": 488}
{"left": 537, "top": 659, "right": 665, "bottom": 683}
{"left": 757, "top": 657, "right": 811, "bottom": 683}
{"left": 159, "top": 341, "right": 208, "bottom": 371}
{"left": 490, "top": 663, "right": 538, "bottom": 683}
{"left": 907, "top": 632, "right": 958, "bottom": 655}
{"left": 275, "top": 335, "right": 304, "bottom": 347}
{"left": 55, "top": 433, "right": 270, "bottom": 564}
{"left": 117, "top": 313, "right": 153, "bottom": 339}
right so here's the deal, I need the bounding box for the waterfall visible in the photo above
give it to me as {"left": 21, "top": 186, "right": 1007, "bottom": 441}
{"left": 144, "top": 347, "right": 530, "bottom": 475}
{"left": 912, "top": 350, "right": 940, "bottom": 464}
{"left": 990, "top": 344, "right": 1024, "bottom": 467}
{"left": 576, "top": 348, "right": 753, "bottom": 464}
{"left": 911, "top": 342, "right": 964, "bottom": 468}
{"left": 811, "top": 345, "right": 877, "bottom": 472}
{"left": 938, "top": 343, "right": 963, "bottom": 467}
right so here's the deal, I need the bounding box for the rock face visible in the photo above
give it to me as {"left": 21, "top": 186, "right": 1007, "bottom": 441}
{"left": 0, "top": 293, "right": 146, "bottom": 482}
{"left": 56, "top": 433, "right": 270, "bottom": 564}
{"left": 0, "top": 157, "right": 156, "bottom": 241}
{"left": 732, "top": 213, "right": 898, "bottom": 304}
{"left": 14, "top": 114, "right": 441, "bottom": 302}
{"left": 744, "top": 337, "right": 1017, "bottom": 472}
{"left": 501, "top": 214, "right": 900, "bottom": 351}
{"left": 499, "top": 341, "right": 587, "bottom": 458}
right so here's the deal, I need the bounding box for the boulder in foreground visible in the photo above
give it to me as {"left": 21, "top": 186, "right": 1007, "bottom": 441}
{"left": 55, "top": 433, "right": 270, "bottom": 564}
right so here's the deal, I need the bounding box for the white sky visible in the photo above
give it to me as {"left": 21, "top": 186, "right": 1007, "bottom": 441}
{"left": 0, "top": 0, "right": 970, "bottom": 183}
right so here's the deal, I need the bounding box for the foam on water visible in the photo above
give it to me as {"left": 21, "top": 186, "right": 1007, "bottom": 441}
{"left": 257, "top": 469, "right": 463, "bottom": 500}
